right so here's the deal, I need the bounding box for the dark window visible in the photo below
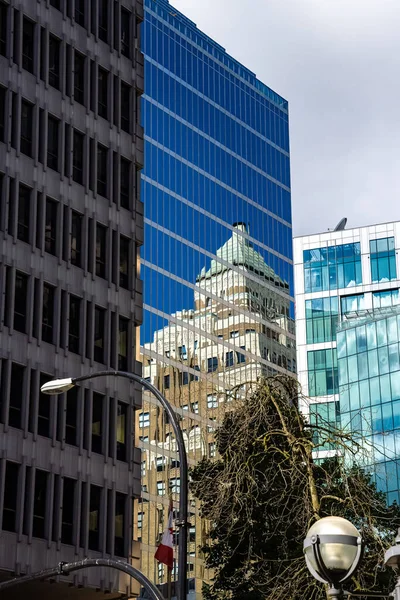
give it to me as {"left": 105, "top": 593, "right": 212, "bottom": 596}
{"left": 69, "top": 295, "right": 81, "bottom": 353}
{"left": 50, "top": 0, "right": 61, "bottom": 8}
{"left": 181, "top": 372, "right": 189, "bottom": 385}
{"left": 120, "top": 8, "right": 130, "bottom": 57}
{"left": 97, "top": 144, "right": 108, "bottom": 197}
{"left": 2, "top": 462, "right": 19, "bottom": 531}
{"left": 120, "top": 158, "right": 131, "bottom": 209}
{"left": 14, "top": 271, "right": 28, "bottom": 333}
{"left": 0, "top": 2, "right": 7, "bottom": 57}
{"left": 70, "top": 211, "right": 82, "bottom": 266}
{"left": 98, "top": 67, "right": 108, "bottom": 119}
{"left": 48, "top": 35, "right": 61, "bottom": 89}
{"left": 45, "top": 198, "right": 57, "bottom": 255}
{"left": 0, "top": 86, "right": 5, "bottom": 142}
{"left": 121, "top": 83, "right": 131, "bottom": 133}
{"left": 20, "top": 101, "right": 33, "bottom": 156}
{"left": 114, "top": 493, "right": 126, "bottom": 556}
{"left": 22, "top": 18, "right": 34, "bottom": 73}
{"left": 119, "top": 235, "right": 130, "bottom": 289}
{"left": 38, "top": 374, "right": 51, "bottom": 437}
{"left": 95, "top": 224, "right": 107, "bottom": 278}
{"left": 33, "top": 469, "right": 48, "bottom": 538}
{"left": 118, "top": 317, "right": 128, "bottom": 371}
{"left": 116, "top": 402, "right": 127, "bottom": 461}
{"left": 225, "top": 351, "right": 234, "bottom": 368}
{"left": 65, "top": 387, "right": 78, "bottom": 445}
{"left": 98, "top": 0, "right": 108, "bottom": 42}
{"left": 47, "top": 116, "right": 59, "bottom": 171}
{"left": 237, "top": 346, "right": 246, "bottom": 364}
{"left": 207, "top": 357, "right": 218, "bottom": 372}
{"left": 89, "top": 485, "right": 101, "bottom": 550}
{"left": 64, "top": 123, "right": 71, "bottom": 176}
{"left": 42, "top": 283, "right": 55, "bottom": 343}
{"left": 38, "top": 108, "right": 45, "bottom": 163}
{"left": 94, "top": 307, "right": 105, "bottom": 363}
{"left": 65, "top": 44, "right": 72, "bottom": 97}
{"left": 61, "top": 477, "right": 75, "bottom": 545}
{"left": 92, "top": 392, "right": 103, "bottom": 454}
{"left": 17, "top": 184, "right": 31, "bottom": 242}
{"left": 9, "top": 363, "right": 24, "bottom": 428}
{"left": 164, "top": 374, "right": 170, "bottom": 389}
{"left": 74, "top": 51, "right": 85, "bottom": 105}
{"left": 73, "top": 130, "right": 84, "bottom": 184}
{"left": 39, "top": 27, "right": 46, "bottom": 81}
{"left": 11, "top": 92, "right": 17, "bottom": 149}
{"left": 74, "top": 0, "right": 85, "bottom": 26}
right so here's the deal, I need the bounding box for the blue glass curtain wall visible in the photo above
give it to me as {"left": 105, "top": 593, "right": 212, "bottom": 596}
{"left": 139, "top": 0, "right": 295, "bottom": 592}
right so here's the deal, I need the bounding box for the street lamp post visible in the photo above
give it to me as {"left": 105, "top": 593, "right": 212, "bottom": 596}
{"left": 41, "top": 369, "right": 189, "bottom": 600}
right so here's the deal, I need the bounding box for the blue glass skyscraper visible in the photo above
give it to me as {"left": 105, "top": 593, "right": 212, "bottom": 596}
{"left": 137, "top": 0, "right": 294, "bottom": 595}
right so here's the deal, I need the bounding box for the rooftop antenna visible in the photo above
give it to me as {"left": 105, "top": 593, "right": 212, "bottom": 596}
{"left": 333, "top": 217, "right": 347, "bottom": 231}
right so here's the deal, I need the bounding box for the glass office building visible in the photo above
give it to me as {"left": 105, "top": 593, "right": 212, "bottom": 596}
{"left": 137, "top": 0, "right": 295, "bottom": 596}
{"left": 294, "top": 221, "right": 400, "bottom": 499}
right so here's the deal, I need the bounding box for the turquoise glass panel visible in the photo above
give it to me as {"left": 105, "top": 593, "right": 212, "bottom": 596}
{"left": 303, "top": 242, "right": 361, "bottom": 293}
{"left": 370, "top": 237, "right": 397, "bottom": 283}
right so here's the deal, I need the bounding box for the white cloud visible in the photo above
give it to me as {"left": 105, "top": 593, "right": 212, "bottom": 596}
{"left": 170, "top": 0, "right": 400, "bottom": 235}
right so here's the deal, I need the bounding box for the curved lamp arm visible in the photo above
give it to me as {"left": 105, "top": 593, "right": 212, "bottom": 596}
{"left": 0, "top": 557, "right": 164, "bottom": 600}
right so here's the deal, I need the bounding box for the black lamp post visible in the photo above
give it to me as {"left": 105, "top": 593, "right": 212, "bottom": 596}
{"left": 40, "top": 370, "right": 189, "bottom": 600}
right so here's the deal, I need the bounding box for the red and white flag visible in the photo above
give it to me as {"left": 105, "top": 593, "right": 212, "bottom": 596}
{"left": 155, "top": 499, "right": 174, "bottom": 570}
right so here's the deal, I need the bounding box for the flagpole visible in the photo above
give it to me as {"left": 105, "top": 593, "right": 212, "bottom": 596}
{"left": 167, "top": 568, "right": 172, "bottom": 600}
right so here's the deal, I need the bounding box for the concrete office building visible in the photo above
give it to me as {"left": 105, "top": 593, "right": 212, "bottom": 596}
{"left": 138, "top": 0, "right": 295, "bottom": 596}
{"left": 294, "top": 220, "right": 400, "bottom": 501}
{"left": 0, "top": 0, "right": 144, "bottom": 597}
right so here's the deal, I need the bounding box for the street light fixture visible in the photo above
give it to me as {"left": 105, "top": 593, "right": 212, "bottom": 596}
{"left": 304, "top": 516, "right": 363, "bottom": 600}
{"left": 41, "top": 369, "right": 189, "bottom": 600}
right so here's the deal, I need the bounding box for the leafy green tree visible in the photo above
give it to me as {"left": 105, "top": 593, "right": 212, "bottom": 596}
{"left": 190, "top": 376, "right": 400, "bottom": 600}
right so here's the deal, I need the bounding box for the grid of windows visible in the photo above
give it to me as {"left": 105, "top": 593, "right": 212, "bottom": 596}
{"left": 305, "top": 297, "right": 338, "bottom": 344}
{"left": 370, "top": 237, "right": 397, "bottom": 283}
{"left": 0, "top": 460, "right": 128, "bottom": 552}
{"left": 0, "top": 0, "right": 143, "bottom": 588}
{"left": 307, "top": 349, "right": 338, "bottom": 397}
{"left": 303, "top": 243, "right": 362, "bottom": 293}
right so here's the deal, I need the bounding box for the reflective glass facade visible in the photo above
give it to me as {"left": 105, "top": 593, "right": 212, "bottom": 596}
{"left": 303, "top": 242, "right": 362, "bottom": 293}
{"left": 370, "top": 237, "right": 397, "bottom": 283}
{"left": 307, "top": 349, "right": 338, "bottom": 397}
{"left": 295, "top": 221, "right": 400, "bottom": 473}
{"left": 305, "top": 297, "right": 338, "bottom": 344}
{"left": 337, "top": 309, "right": 400, "bottom": 503}
{"left": 139, "top": 0, "right": 295, "bottom": 596}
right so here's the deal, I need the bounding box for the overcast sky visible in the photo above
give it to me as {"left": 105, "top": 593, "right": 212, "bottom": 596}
{"left": 171, "top": 0, "right": 400, "bottom": 236}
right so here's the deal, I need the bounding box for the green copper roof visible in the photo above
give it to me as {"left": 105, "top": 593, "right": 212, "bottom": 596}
{"left": 196, "top": 224, "right": 283, "bottom": 284}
